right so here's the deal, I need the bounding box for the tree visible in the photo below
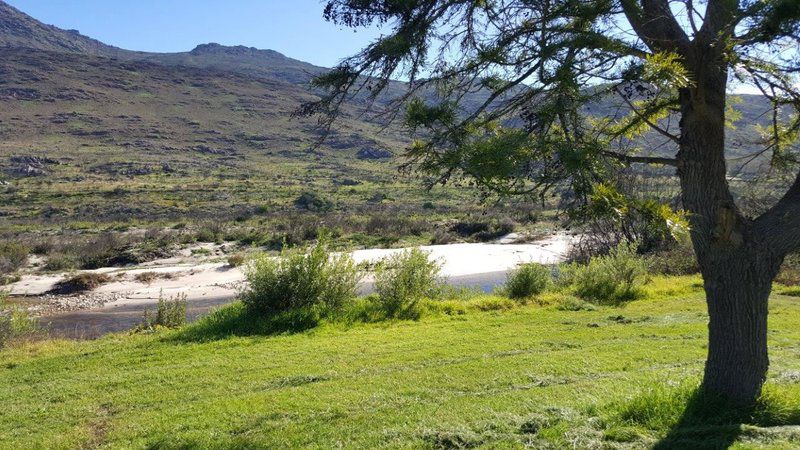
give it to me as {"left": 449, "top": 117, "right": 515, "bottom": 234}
{"left": 300, "top": 0, "right": 800, "bottom": 404}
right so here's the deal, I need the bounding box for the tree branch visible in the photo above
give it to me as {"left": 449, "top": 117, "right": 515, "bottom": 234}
{"left": 621, "top": 0, "right": 690, "bottom": 53}
{"left": 601, "top": 150, "right": 678, "bottom": 166}
{"left": 614, "top": 86, "right": 681, "bottom": 143}
{"left": 753, "top": 169, "right": 800, "bottom": 255}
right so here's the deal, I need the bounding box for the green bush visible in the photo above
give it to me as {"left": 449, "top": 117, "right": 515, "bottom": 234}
{"left": 43, "top": 253, "right": 79, "bottom": 272}
{"left": 227, "top": 253, "right": 246, "bottom": 268}
{"left": 374, "top": 248, "right": 442, "bottom": 319}
{"left": 294, "top": 191, "right": 333, "bottom": 212}
{"left": 563, "top": 241, "right": 648, "bottom": 304}
{"left": 140, "top": 292, "right": 187, "bottom": 330}
{"left": 646, "top": 244, "right": 699, "bottom": 276}
{"left": 242, "top": 236, "right": 361, "bottom": 317}
{"left": 505, "top": 263, "right": 551, "bottom": 300}
{"left": 0, "top": 292, "right": 38, "bottom": 349}
{"left": 0, "top": 243, "right": 29, "bottom": 276}
{"left": 556, "top": 296, "right": 597, "bottom": 311}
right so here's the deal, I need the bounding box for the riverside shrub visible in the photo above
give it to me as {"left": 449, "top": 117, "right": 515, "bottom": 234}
{"left": 242, "top": 237, "right": 361, "bottom": 317}
{"left": 375, "top": 248, "right": 441, "bottom": 318}
{"left": 564, "top": 241, "right": 648, "bottom": 304}
{"left": 505, "top": 263, "right": 551, "bottom": 300}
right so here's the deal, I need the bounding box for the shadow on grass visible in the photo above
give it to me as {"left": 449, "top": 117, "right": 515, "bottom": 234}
{"left": 653, "top": 388, "right": 800, "bottom": 450}
{"left": 167, "top": 296, "right": 419, "bottom": 343}
{"left": 168, "top": 302, "right": 319, "bottom": 343}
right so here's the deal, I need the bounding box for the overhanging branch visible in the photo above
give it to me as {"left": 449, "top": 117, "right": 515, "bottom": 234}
{"left": 753, "top": 169, "right": 800, "bottom": 255}
{"left": 601, "top": 150, "right": 678, "bottom": 166}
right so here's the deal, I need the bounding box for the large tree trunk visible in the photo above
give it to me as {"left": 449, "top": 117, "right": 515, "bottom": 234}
{"left": 700, "top": 248, "right": 781, "bottom": 403}
{"left": 676, "top": 46, "right": 784, "bottom": 404}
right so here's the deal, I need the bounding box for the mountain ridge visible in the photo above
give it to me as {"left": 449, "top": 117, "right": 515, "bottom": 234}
{"left": 0, "top": 0, "right": 328, "bottom": 85}
{"left": 0, "top": 0, "right": 781, "bottom": 174}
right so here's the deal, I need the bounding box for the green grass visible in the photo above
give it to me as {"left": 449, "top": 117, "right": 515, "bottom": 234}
{"left": 2, "top": 276, "right": 800, "bottom": 449}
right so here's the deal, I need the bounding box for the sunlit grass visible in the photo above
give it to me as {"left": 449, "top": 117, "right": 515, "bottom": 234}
{"left": 1, "top": 278, "right": 799, "bottom": 448}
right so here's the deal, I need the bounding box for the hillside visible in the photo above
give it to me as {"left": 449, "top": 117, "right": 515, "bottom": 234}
{"left": 0, "top": 46, "right": 428, "bottom": 225}
{"left": 0, "top": 1, "right": 331, "bottom": 86}
{"left": 0, "top": 0, "right": 783, "bottom": 236}
{"left": 0, "top": 1, "right": 132, "bottom": 57}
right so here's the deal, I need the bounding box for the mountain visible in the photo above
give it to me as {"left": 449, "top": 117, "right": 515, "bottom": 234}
{"left": 0, "top": 1, "right": 326, "bottom": 85}
{"left": 0, "top": 1, "right": 131, "bottom": 57}
{"left": 141, "top": 43, "right": 326, "bottom": 85}
{"left": 0, "top": 0, "right": 783, "bottom": 227}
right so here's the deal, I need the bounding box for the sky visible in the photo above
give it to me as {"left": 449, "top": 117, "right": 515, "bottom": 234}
{"left": 4, "top": 0, "right": 771, "bottom": 94}
{"left": 6, "top": 0, "right": 385, "bottom": 67}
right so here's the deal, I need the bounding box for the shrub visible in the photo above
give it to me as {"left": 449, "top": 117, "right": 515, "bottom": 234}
{"left": 374, "top": 248, "right": 442, "bottom": 319}
{"left": 194, "top": 221, "right": 228, "bottom": 243}
{"left": 469, "top": 296, "right": 517, "bottom": 311}
{"left": 140, "top": 292, "right": 187, "bottom": 330}
{"left": 505, "top": 263, "right": 551, "bottom": 300}
{"left": 0, "top": 292, "right": 38, "bottom": 349}
{"left": 777, "top": 252, "right": 800, "bottom": 286}
{"left": 0, "top": 243, "right": 29, "bottom": 276}
{"left": 227, "top": 253, "right": 246, "bottom": 268}
{"left": 73, "top": 233, "right": 125, "bottom": 269}
{"left": 568, "top": 181, "right": 688, "bottom": 262}
{"left": 647, "top": 244, "right": 699, "bottom": 276}
{"left": 242, "top": 237, "right": 361, "bottom": 317}
{"left": 294, "top": 191, "right": 333, "bottom": 212}
{"left": 134, "top": 271, "right": 175, "bottom": 284}
{"left": 563, "top": 241, "right": 648, "bottom": 304}
{"left": 43, "top": 253, "right": 78, "bottom": 272}
{"left": 556, "top": 296, "right": 597, "bottom": 311}
{"left": 50, "top": 272, "right": 112, "bottom": 295}
{"left": 60, "top": 232, "right": 173, "bottom": 270}
{"left": 450, "top": 218, "right": 515, "bottom": 242}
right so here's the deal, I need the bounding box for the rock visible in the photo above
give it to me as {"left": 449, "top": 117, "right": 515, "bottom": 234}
{"left": 7, "top": 164, "right": 47, "bottom": 177}
{"left": 356, "top": 147, "right": 393, "bottom": 160}
{"left": 0, "top": 87, "right": 40, "bottom": 100}
{"left": 191, "top": 144, "right": 232, "bottom": 155}
{"left": 9, "top": 155, "right": 59, "bottom": 166}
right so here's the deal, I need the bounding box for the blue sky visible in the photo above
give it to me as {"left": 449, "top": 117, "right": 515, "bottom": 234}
{"left": 6, "top": 0, "right": 384, "bottom": 67}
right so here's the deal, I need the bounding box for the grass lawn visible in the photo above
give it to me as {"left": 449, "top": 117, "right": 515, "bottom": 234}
{"left": 2, "top": 276, "right": 800, "bottom": 449}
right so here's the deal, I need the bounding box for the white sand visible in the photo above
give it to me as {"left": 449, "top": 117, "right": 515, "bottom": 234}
{"left": 7, "top": 233, "right": 575, "bottom": 313}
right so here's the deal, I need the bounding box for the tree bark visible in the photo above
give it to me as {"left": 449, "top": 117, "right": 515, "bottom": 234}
{"left": 676, "top": 41, "right": 785, "bottom": 404}
{"left": 700, "top": 248, "right": 781, "bottom": 403}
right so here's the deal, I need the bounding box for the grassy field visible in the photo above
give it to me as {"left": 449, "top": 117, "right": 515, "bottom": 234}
{"left": 2, "top": 276, "right": 800, "bottom": 449}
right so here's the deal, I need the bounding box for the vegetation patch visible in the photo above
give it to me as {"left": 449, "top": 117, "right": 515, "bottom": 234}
{"left": 242, "top": 236, "right": 360, "bottom": 322}
{"left": 0, "top": 292, "right": 39, "bottom": 349}
{"left": 133, "top": 271, "right": 176, "bottom": 284}
{"left": 374, "top": 248, "right": 442, "bottom": 319}
{"left": 504, "top": 262, "right": 551, "bottom": 300}
{"left": 138, "top": 293, "right": 187, "bottom": 330}
{"left": 50, "top": 272, "right": 112, "bottom": 295}
{"left": 561, "top": 241, "right": 649, "bottom": 304}
{"left": 0, "top": 243, "right": 29, "bottom": 283}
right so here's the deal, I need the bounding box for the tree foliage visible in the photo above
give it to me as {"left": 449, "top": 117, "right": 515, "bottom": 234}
{"left": 300, "top": 0, "right": 800, "bottom": 217}
{"left": 300, "top": 0, "right": 800, "bottom": 403}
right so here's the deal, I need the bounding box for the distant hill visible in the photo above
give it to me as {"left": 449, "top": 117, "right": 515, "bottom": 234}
{"left": 0, "top": 1, "right": 132, "bottom": 57}
{"left": 0, "top": 0, "right": 782, "bottom": 215}
{"left": 0, "top": 1, "right": 328, "bottom": 85}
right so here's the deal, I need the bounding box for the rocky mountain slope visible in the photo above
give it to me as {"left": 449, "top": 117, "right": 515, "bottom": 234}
{"left": 0, "top": 0, "right": 782, "bottom": 228}
{"left": 0, "top": 1, "right": 132, "bottom": 57}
